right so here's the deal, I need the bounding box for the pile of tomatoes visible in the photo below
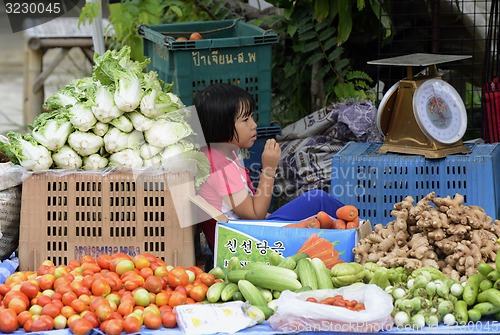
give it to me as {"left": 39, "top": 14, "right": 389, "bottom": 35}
{"left": 0, "top": 252, "right": 218, "bottom": 334}
{"left": 305, "top": 295, "right": 366, "bottom": 311}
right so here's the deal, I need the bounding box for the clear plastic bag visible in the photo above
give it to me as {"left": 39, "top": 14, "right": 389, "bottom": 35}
{"left": 268, "top": 284, "right": 394, "bottom": 333}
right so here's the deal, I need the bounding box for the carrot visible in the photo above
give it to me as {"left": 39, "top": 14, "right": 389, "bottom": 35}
{"left": 284, "top": 221, "right": 308, "bottom": 228}
{"left": 305, "top": 217, "right": 320, "bottom": 228}
{"left": 316, "top": 211, "right": 333, "bottom": 229}
{"left": 336, "top": 205, "right": 359, "bottom": 222}
{"left": 332, "top": 219, "right": 347, "bottom": 229}
{"left": 284, "top": 217, "right": 320, "bottom": 228}
{"left": 346, "top": 217, "right": 360, "bottom": 229}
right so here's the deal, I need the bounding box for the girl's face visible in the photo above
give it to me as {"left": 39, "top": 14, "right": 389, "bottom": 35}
{"left": 230, "top": 110, "right": 257, "bottom": 149}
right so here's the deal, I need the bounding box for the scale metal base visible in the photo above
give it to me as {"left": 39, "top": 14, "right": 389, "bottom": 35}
{"left": 368, "top": 53, "right": 472, "bottom": 159}
{"left": 378, "top": 142, "right": 470, "bottom": 158}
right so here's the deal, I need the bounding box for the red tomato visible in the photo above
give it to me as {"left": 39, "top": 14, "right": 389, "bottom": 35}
{"left": 97, "top": 254, "right": 113, "bottom": 270}
{"left": 189, "top": 32, "right": 203, "bottom": 40}
{"left": 3, "top": 290, "right": 30, "bottom": 309}
{"left": 41, "top": 303, "right": 61, "bottom": 319}
{"left": 185, "top": 266, "right": 204, "bottom": 277}
{"left": 144, "top": 275, "right": 163, "bottom": 293}
{"left": 143, "top": 312, "right": 162, "bottom": 330}
{"left": 69, "top": 317, "right": 93, "bottom": 335}
{"left": 91, "top": 278, "right": 111, "bottom": 297}
{"left": 167, "top": 267, "right": 189, "bottom": 288}
{"left": 198, "top": 273, "right": 215, "bottom": 287}
{"left": 189, "top": 285, "right": 207, "bottom": 302}
{"left": 8, "top": 297, "right": 28, "bottom": 315}
{"left": 30, "top": 318, "right": 52, "bottom": 332}
{"left": 82, "top": 311, "right": 100, "bottom": 328}
{"left": 117, "top": 301, "right": 134, "bottom": 316}
{"left": 70, "top": 298, "right": 87, "bottom": 314}
{"left": 0, "top": 308, "right": 19, "bottom": 333}
{"left": 174, "top": 285, "right": 188, "bottom": 296}
{"left": 103, "top": 318, "right": 124, "bottom": 335}
{"left": 17, "top": 310, "right": 33, "bottom": 327}
{"left": 123, "top": 315, "right": 142, "bottom": 333}
{"left": 0, "top": 283, "right": 11, "bottom": 296}
{"left": 161, "top": 310, "right": 177, "bottom": 328}
{"left": 20, "top": 281, "right": 40, "bottom": 300}
{"left": 168, "top": 291, "right": 187, "bottom": 308}
{"left": 34, "top": 294, "right": 52, "bottom": 307}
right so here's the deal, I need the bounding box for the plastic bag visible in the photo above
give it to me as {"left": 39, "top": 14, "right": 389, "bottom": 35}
{"left": 0, "top": 161, "right": 27, "bottom": 261}
{"left": 174, "top": 301, "right": 258, "bottom": 335}
{"left": 268, "top": 284, "right": 394, "bottom": 333}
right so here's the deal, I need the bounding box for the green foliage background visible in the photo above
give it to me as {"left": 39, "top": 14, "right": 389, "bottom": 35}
{"left": 81, "top": 0, "right": 394, "bottom": 127}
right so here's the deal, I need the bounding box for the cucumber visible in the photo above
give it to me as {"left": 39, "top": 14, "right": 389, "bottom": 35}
{"left": 206, "top": 282, "right": 226, "bottom": 303}
{"left": 227, "top": 269, "right": 250, "bottom": 283}
{"left": 463, "top": 273, "right": 484, "bottom": 306}
{"left": 296, "top": 258, "right": 318, "bottom": 290}
{"left": 221, "top": 283, "right": 239, "bottom": 302}
{"left": 245, "top": 270, "right": 302, "bottom": 292}
{"left": 238, "top": 280, "right": 267, "bottom": 306}
{"left": 311, "top": 257, "right": 334, "bottom": 289}
{"left": 473, "top": 302, "right": 500, "bottom": 316}
{"left": 454, "top": 300, "right": 468, "bottom": 325}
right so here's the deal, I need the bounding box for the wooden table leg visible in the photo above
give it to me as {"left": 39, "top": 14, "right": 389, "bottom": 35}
{"left": 24, "top": 44, "right": 43, "bottom": 126}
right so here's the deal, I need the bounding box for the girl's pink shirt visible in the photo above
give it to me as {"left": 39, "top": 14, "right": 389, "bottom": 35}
{"left": 199, "top": 146, "right": 255, "bottom": 219}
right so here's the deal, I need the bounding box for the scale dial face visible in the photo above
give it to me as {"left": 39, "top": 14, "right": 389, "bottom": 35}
{"left": 413, "top": 78, "right": 467, "bottom": 144}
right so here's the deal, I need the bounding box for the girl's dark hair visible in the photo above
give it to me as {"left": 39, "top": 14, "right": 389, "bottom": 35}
{"left": 193, "top": 83, "right": 255, "bottom": 143}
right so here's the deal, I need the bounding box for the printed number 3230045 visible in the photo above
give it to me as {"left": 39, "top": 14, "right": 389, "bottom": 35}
{"left": 5, "top": 2, "right": 62, "bottom": 15}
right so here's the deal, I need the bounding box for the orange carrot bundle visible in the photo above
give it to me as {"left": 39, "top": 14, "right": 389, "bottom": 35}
{"left": 316, "top": 211, "right": 334, "bottom": 229}
{"left": 332, "top": 219, "right": 347, "bottom": 229}
{"left": 336, "top": 205, "right": 359, "bottom": 222}
{"left": 346, "top": 217, "right": 360, "bottom": 229}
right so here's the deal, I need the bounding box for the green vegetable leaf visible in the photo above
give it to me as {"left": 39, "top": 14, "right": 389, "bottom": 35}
{"left": 78, "top": 1, "right": 101, "bottom": 28}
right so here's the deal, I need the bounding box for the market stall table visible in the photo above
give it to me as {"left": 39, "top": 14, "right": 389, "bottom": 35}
{"left": 1, "top": 321, "right": 500, "bottom": 335}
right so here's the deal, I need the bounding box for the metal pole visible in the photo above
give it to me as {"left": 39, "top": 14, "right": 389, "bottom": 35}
{"left": 87, "top": 0, "right": 105, "bottom": 56}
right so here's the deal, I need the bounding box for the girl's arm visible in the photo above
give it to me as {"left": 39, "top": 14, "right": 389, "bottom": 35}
{"left": 225, "top": 139, "right": 281, "bottom": 219}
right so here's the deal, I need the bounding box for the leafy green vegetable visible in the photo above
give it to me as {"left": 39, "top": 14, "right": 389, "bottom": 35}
{"left": 30, "top": 111, "right": 73, "bottom": 151}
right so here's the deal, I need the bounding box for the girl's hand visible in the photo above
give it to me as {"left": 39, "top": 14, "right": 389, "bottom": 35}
{"left": 261, "top": 139, "right": 281, "bottom": 175}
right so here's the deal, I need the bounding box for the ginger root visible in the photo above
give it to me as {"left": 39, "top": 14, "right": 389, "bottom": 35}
{"left": 353, "top": 192, "right": 500, "bottom": 281}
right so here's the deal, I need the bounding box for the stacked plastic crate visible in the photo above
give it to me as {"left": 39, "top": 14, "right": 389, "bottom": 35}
{"left": 330, "top": 142, "right": 500, "bottom": 226}
{"left": 140, "top": 19, "right": 281, "bottom": 188}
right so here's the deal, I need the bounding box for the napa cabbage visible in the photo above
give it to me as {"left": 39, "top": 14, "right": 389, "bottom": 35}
{"left": 144, "top": 119, "right": 192, "bottom": 147}
{"left": 68, "top": 103, "right": 97, "bottom": 132}
{"left": 82, "top": 153, "right": 109, "bottom": 171}
{"left": 91, "top": 85, "right": 124, "bottom": 123}
{"left": 67, "top": 131, "right": 105, "bottom": 157}
{"left": 52, "top": 145, "right": 83, "bottom": 169}
{"left": 92, "top": 46, "right": 148, "bottom": 112}
{"left": 103, "top": 128, "right": 145, "bottom": 153}
{"left": 30, "top": 111, "right": 73, "bottom": 151}
{"left": 109, "top": 149, "right": 143, "bottom": 168}
{"left": 1, "top": 132, "right": 53, "bottom": 171}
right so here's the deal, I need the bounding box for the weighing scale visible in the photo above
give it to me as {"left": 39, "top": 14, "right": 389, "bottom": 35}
{"left": 368, "top": 53, "right": 472, "bottom": 158}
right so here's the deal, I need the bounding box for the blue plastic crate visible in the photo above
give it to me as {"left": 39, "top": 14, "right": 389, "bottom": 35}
{"left": 244, "top": 125, "right": 282, "bottom": 188}
{"left": 331, "top": 142, "right": 500, "bottom": 225}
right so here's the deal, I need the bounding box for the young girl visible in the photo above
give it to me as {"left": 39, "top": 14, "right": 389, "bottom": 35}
{"left": 194, "top": 83, "right": 344, "bottom": 251}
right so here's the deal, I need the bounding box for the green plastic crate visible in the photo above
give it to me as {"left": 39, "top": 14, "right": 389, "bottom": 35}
{"left": 139, "top": 20, "right": 279, "bottom": 127}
